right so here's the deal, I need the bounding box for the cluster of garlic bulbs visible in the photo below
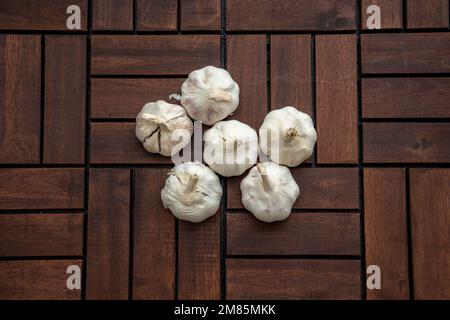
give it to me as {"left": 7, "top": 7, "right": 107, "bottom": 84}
{"left": 135, "top": 66, "right": 317, "bottom": 223}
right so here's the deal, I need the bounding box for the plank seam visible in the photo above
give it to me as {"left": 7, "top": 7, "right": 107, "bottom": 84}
{"left": 311, "top": 34, "right": 317, "bottom": 166}
{"left": 220, "top": 0, "right": 227, "bottom": 301}
{"left": 40, "top": 35, "right": 45, "bottom": 165}
{"left": 405, "top": 168, "right": 415, "bottom": 299}
{"left": 356, "top": 0, "right": 367, "bottom": 300}
{"left": 82, "top": 0, "right": 93, "bottom": 301}
{"left": 128, "top": 169, "right": 135, "bottom": 299}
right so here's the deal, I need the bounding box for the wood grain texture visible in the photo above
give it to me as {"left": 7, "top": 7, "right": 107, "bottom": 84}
{"left": 0, "top": 0, "right": 88, "bottom": 30}
{"left": 227, "top": 259, "right": 361, "bottom": 300}
{"left": 90, "top": 122, "right": 173, "bottom": 164}
{"left": 0, "top": 35, "right": 40, "bottom": 164}
{"left": 407, "top": 0, "right": 449, "bottom": 29}
{"left": 86, "top": 169, "right": 130, "bottom": 300}
{"left": 363, "top": 123, "right": 450, "bottom": 163}
{"left": 178, "top": 214, "right": 220, "bottom": 300}
{"left": 93, "top": 0, "right": 133, "bottom": 31}
{"left": 364, "top": 169, "right": 409, "bottom": 300}
{"left": 133, "top": 169, "right": 175, "bottom": 299}
{"left": 181, "top": 0, "right": 221, "bottom": 31}
{"left": 227, "top": 35, "right": 267, "bottom": 128}
{"left": 227, "top": 0, "right": 356, "bottom": 31}
{"left": 92, "top": 35, "right": 220, "bottom": 75}
{"left": 271, "top": 35, "right": 312, "bottom": 116}
{"left": 361, "top": 33, "right": 450, "bottom": 73}
{"left": 0, "top": 168, "right": 84, "bottom": 210}
{"left": 136, "top": 0, "right": 177, "bottom": 31}
{"left": 227, "top": 212, "right": 360, "bottom": 256}
{"left": 44, "top": 36, "right": 86, "bottom": 164}
{"left": 227, "top": 168, "right": 360, "bottom": 209}
{"left": 361, "top": 0, "right": 403, "bottom": 29}
{"left": 0, "top": 260, "right": 82, "bottom": 300}
{"left": 362, "top": 78, "right": 450, "bottom": 118}
{"left": 0, "top": 213, "right": 84, "bottom": 257}
{"left": 410, "top": 169, "right": 450, "bottom": 300}
{"left": 91, "top": 78, "right": 184, "bottom": 119}
{"left": 316, "top": 35, "right": 358, "bottom": 164}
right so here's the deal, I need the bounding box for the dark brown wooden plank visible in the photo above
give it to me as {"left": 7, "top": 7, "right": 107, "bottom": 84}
{"left": 363, "top": 123, "right": 450, "bottom": 163}
{"left": 0, "top": 260, "right": 82, "bottom": 300}
{"left": 133, "top": 168, "right": 175, "bottom": 299}
{"left": 316, "top": 35, "right": 358, "bottom": 164}
{"left": 0, "top": 35, "right": 40, "bottom": 164}
{"left": 410, "top": 169, "right": 450, "bottom": 300}
{"left": 228, "top": 168, "right": 360, "bottom": 209}
{"left": 44, "top": 36, "right": 86, "bottom": 164}
{"left": 364, "top": 169, "right": 409, "bottom": 300}
{"left": 93, "top": 0, "right": 133, "bottom": 31}
{"left": 90, "top": 122, "right": 173, "bottom": 164}
{"left": 92, "top": 35, "right": 220, "bottom": 75}
{"left": 227, "top": 35, "right": 266, "bottom": 128}
{"left": 271, "top": 35, "right": 312, "bottom": 116}
{"left": 361, "top": 0, "right": 403, "bottom": 29}
{"left": 0, "top": 213, "right": 84, "bottom": 257}
{"left": 86, "top": 169, "right": 130, "bottom": 300}
{"left": 227, "top": 0, "right": 356, "bottom": 31}
{"left": 227, "top": 212, "right": 360, "bottom": 256}
{"left": 178, "top": 214, "right": 220, "bottom": 299}
{"left": 136, "top": 0, "right": 177, "bottom": 31}
{"left": 362, "top": 78, "right": 450, "bottom": 118}
{"left": 0, "top": 168, "right": 84, "bottom": 210}
{"left": 91, "top": 78, "right": 184, "bottom": 119}
{"left": 227, "top": 259, "right": 361, "bottom": 300}
{"left": 407, "top": 0, "right": 449, "bottom": 29}
{"left": 181, "top": 0, "right": 221, "bottom": 31}
{"left": 361, "top": 33, "right": 450, "bottom": 74}
{"left": 0, "top": 0, "right": 88, "bottom": 30}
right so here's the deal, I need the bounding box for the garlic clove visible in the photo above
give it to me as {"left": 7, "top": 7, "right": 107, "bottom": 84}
{"left": 180, "top": 66, "right": 240, "bottom": 126}
{"left": 259, "top": 106, "right": 317, "bottom": 167}
{"left": 161, "top": 161, "right": 223, "bottom": 223}
{"left": 240, "top": 162, "right": 299, "bottom": 223}
{"left": 135, "top": 100, "right": 193, "bottom": 157}
{"left": 203, "top": 120, "right": 258, "bottom": 177}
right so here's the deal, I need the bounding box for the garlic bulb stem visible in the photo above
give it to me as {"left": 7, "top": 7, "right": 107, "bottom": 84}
{"left": 209, "top": 89, "right": 232, "bottom": 102}
{"left": 185, "top": 174, "right": 198, "bottom": 193}
{"left": 180, "top": 174, "right": 198, "bottom": 206}
{"left": 286, "top": 127, "right": 299, "bottom": 140}
{"left": 257, "top": 163, "right": 272, "bottom": 192}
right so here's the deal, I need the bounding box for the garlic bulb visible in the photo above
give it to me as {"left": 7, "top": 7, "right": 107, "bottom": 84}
{"left": 135, "top": 100, "right": 193, "bottom": 157}
{"left": 259, "top": 106, "right": 317, "bottom": 167}
{"left": 180, "top": 66, "right": 239, "bottom": 125}
{"left": 203, "top": 120, "right": 258, "bottom": 177}
{"left": 240, "top": 162, "right": 299, "bottom": 223}
{"left": 161, "top": 162, "right": 223, "bottom": 223}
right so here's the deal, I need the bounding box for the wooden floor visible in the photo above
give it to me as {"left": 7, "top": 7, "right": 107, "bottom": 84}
{"left": 0, "top": 0, "right": 449, "bottom": 300}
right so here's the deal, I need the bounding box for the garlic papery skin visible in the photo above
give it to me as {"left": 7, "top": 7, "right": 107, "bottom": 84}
{"left": 161, "top": 162, "right": 223, "bottom": 223}
{"left": 135, "top": 100, "right": 193, "bottom": 157}
{"left": 180, "top": 66, "right": 239, "bottom": 125}
{"left": 203, "top": 120, "right": 258, "bottom": 177}
{"left": 259, "top": 106, "right": 317, "bottom": 167}
{"left": 240, "top": 162, "right": 299, "bottom": 223}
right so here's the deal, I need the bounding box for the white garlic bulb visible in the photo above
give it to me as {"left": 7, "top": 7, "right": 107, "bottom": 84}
{"left": 203, "top": 120, "right": 258, "bottom": 177}
{"left": 241, "top": 162, "right": 299, "bottom": 223}
{"left": 135, "top": 100, "right": 193, "bottom": 157}
{"left": 180, "top": 66, "right": 239, "bottom": 125}
{"left": 161, "top": 162, "right": 223, "bottom": 223}
{"left": 259, "top": 106, "right": 317, "bottom": 167}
